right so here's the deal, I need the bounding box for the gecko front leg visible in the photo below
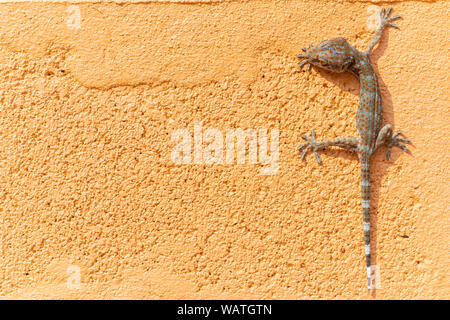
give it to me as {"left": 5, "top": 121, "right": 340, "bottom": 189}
{"left": 365, "top": 8, "right": 401, "bottom": 55}
{"left": 375, "top": 124, "right": 410, "bottom": 160}
{"left": 298, "top": 130, "right": 359, "bottom": 164}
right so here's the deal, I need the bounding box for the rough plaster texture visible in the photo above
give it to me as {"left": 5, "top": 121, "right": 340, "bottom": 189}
{"left": 0, "top": 1, "right": 448, "bottom": 299}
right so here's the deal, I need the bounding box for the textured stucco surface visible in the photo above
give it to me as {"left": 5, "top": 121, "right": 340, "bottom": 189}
{"left": 0, "top": 1, "right": 449, "bottom": 299}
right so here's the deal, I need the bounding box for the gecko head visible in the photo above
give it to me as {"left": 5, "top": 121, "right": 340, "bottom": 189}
{"left": 297, "top": 39, "right": 355, "bottom": 73}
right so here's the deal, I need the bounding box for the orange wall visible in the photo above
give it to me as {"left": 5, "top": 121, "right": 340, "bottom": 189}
{"left": 0, "top": 1, "right": 448, "bottom": 299}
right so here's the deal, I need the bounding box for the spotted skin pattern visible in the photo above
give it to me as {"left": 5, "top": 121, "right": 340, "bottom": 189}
{"left": 297, "top": 8, "right": 410, "bottom": 291}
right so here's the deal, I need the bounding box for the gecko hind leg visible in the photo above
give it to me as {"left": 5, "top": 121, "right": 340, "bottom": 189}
{"left": 375, "top": 124, "right": 411, "bottom": 160}
{"left": 298, "top": 130, "right": 359, "bottom": 164}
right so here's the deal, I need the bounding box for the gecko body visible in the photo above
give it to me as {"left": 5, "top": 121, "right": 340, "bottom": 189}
{"left": 297, "top": 8, "right": 410, "bottom": 291}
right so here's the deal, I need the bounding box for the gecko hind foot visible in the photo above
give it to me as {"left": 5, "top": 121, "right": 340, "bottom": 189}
{"left": 380, "top": 7, "right": 402, "bottom": 29}
{"left": 386, "top": 130, "right": 410, "bottom": 160}
{"left": 297, "top": 130, "right": 323, "bottom": 164}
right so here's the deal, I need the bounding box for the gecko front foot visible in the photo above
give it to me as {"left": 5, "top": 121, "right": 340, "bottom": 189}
{"left": 297, "top": 130, "right": 323, "bottom": 164}
{"left": 386, "top": 130, "right": 410, "bottom": 160}
{"left": 298, "top": 58, "right": 312, "bottom": 71}
{"left": 297, "top": 45, "right": 314, "bottom": 71}
{"left": 379, "top": 7, "right": 401, "bottom": 29}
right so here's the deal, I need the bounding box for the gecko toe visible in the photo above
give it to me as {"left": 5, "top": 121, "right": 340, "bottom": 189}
{"left": 301, "top": 146, "right": 311, "bottom": 160}
{"left": 299, "top": 60, "right": 310, "bottom": 70}
{"left": 388, "top": 23, "right": 399, "bottom": 29}
{"left": 393, "top": 130, "right": 411, "bottom": 143}
{"left": 397, "top": 137, "right": 410, "bottom": 143}
{"left": 297, "top": 143, "right": 307, "bottom": 151}
{"left": 393, "top": 130, "right": 404, "bottom": 139}
{"left": 314, "top": 152, "right": 322, "bottom": 164}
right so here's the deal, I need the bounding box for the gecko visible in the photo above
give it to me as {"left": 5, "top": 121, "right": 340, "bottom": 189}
{"left": 296, "top": 8, "right": 410, "bottom": 291}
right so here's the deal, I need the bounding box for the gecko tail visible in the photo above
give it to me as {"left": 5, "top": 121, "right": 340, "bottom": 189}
{"left": 361, "top": 160, "right": 372, "bottom": 291}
